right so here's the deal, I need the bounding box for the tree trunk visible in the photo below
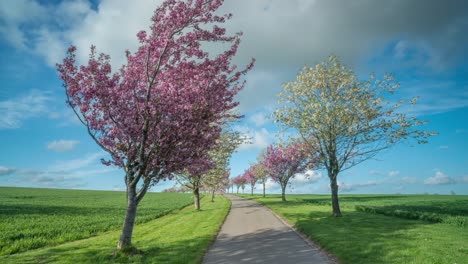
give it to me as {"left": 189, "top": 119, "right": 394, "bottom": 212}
{"left": 117, "top": 186, "right": 138, "bottom": 249}
{"left": 262, "top": 180, "right": 266, "bottom": 198}
{"left": 236, "top": 186, "right": 239, "bottom": 194}
{"left": 281, "top": 184, "right": 286, "bottom": 202}
{"left": 330, "top": 176, "right": 342, "bottom": 217}
{"left": 194, "top": 187, "right": 200, "bottom": 210}
{"left": 211, "top": 190, "right": 215, "bottom": 202}
{"left": 251, "top": 184, "right": 254, "bottom": 195}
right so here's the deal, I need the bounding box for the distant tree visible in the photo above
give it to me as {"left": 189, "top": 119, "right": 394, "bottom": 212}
{"left": 242, "top": 167, "right": 257, "bottom": 195}
{"left": 274, "top": 55, "right": 436, "bottom": 216}
{"left": 57, "top": 0, "right": 253, "bottom": 249}
{"left": 232, "top": 175, "right": 246, "bottom": 194}
{"left": 251, "top": 158, "right": 269, "bottom": 198}
{"left": 262, "top": 139, "right": 315, "bottom": 202}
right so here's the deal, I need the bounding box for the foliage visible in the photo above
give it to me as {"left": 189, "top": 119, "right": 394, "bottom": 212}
{"left": 240, "top": 194, "right": 468, "bottom": 264}
{"left": 0, "top": 194, "right": 230, "bottom": 264}
{"left": 231, "top": 175, "right": 246, "bottom": 193}
{"left": 273, "top": 55, "right": 436, "bottom": 215}
{"left": 241, "top": 167, "right": 257, "bottom": 195}
{"left": 0, "top": 187, "right": 193, "bottom": 256}
{"left": 57, "top": 0, "right": 253, "bottom": 247}
{"left": 262, "top": 139, "right": 316, "bottom": 201}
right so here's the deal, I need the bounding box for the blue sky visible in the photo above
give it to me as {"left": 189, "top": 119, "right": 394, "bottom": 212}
{"left": 0, "top": 0, "right": 467, "bottom": 194}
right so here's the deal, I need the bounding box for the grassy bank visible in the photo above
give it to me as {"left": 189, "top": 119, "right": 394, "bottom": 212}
{"left": 0, "top": 187, "right": 194, "bottom": 255}
{"left": 0, "top": 194, "right": 230, "bottom": 263}
{"left": 238, "top": 194, "right": 467, "bottom": 264}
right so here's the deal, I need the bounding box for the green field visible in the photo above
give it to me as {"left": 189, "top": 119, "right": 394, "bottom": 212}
{"left": 0, "top": 191, "right": 230, "bottom": 264}
{"left": 238, "top": 194, "right": 468, "bottom": 264}
{"left": 0, "top": 187, "right": 195, "bottom": 255}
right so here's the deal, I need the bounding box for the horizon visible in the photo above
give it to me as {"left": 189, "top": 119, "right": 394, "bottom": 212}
{"left": 1, "top": 0, "right": 467, "bottom": 195}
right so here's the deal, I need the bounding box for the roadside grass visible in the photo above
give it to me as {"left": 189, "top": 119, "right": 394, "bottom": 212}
{"left": 0, "top": 187, "right": 194, "bottom": 255}
{"left": 238, "top": 194, "right": 468, "bottom": 264}
{"left": 0, "top": 195, "right": 230, "bottom": 264}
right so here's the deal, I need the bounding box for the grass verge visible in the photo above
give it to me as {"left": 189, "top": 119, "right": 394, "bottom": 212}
{"left": 0, "top": 195, "right": 230, "bottom": 264}
{"left": 238, "top": 194, "right": 467, "bottom": 264}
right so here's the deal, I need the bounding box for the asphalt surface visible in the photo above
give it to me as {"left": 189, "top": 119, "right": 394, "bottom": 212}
{"left": 202, "top": 195, "right": 334, "bottom": 264}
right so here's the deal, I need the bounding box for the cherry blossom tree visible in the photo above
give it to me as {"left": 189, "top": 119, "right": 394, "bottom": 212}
{"left": 242, "top": 167, "right": 257, "bottom": 195}
{"left": 262, "top": 139, "right": 316, "bottom": 202}
{"left": 57, "top": 0, "right": 253, "bottom": 249}
{"left": 251, "top": 163, "right": 269, "bottom": 197}
{"left": 232, "top": 175, "right": 246, "bottom": 194}
{"left": 274, "top": 55, "right": 435, "bottom": 216}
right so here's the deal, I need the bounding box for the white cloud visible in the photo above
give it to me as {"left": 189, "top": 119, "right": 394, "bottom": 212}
{"left": 388, "top": 171, "right": 400, "bottom": 177}
{"left": 292, "top": 170, "right": 322, "bottom": 184}
{"left": 369, "top": 170, "right": 383, "bottom": 175}
{"left": 236, "top": 126, "right": 274, "bottom": 151}
{"left": 0, "top": 90, "right": 51, "bottom": 129}
{"left": 338, "top": 180, "right": 380, "bottom": 192}
{"left": 264, "top": 178, "right": 279, "bottom": 191}
{"left": 462, "top": 175, "right": 468, "bottom": 183}
{"left": 249, "top": 112, "right": 269, "bottom": 127}
{"left": 0, "top": 166, "right": 15, "bottom": 176}
{"left": 47, "top": 140, "right": 80, "bottom": 152}
{"left": 400, "top": 177, "right": 417, "bottom": 184}
{"left": 48, "top": 152, "right": 106, "bottom": 172}
{"left": 424, "top": 170, "right": 455, "bottom": 185}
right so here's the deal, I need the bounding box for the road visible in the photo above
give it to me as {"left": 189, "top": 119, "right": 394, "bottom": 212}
{"left": 203, "top": 195, "right": 334, "bottom": 264}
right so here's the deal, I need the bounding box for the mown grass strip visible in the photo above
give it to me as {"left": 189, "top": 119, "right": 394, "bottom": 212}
{"left": 0, "top": 195, "right": 230, "bottom": 264}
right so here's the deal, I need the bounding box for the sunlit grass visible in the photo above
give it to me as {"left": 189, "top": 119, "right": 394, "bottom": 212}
{"left": 0, "top": 194, "right": 230, "bottom": 263}
{"left": 0, "top": 187, "right": 194, "bottom": 255}
{"left": 239, "top": 194, "right": 468, "bottom": 264}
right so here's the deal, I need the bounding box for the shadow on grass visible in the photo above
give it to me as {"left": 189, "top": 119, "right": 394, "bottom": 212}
{"left": 282, "top": 209, "right": 429, "bottom": 263}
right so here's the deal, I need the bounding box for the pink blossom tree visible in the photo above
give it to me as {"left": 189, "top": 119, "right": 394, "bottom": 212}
{"left": 56, "top": 0, "right": 253, "bottom": 250}
{"left": 232, "top": 175, "right": 246, "bottom": 194}
{"left": 242, "top": 167, "right": 257, "bottom": 195}
{"left": 262, "top": 140, "right": 316, "bottom": 202}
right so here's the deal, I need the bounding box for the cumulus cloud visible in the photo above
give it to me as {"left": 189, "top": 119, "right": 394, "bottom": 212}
{"left": 292, "top": 170, "right": 322, "bottom": 184}
{"left": 236, "top": 126, "right": 274, "bottom": 151}
{"left": 249, "top": 112, "right": 269, "bottom": 127}
{"left": 338, "top": 180, "right": 380, "bottom": 192}
{"left": 400, "top": 177, "right": 417, "bottom": 184}
{"left": 388, "top": 171, "right": 400, "bottom": 177}
{"left": 424, "top": 170, "right": 456, "bottom": 185}
{"left": 47, "top": 140, "right": 80, "bottom": 152}
{"left": 0, "top": 90, "right": 51, "bottom": 129}
{"left": 0, "top": 166, "right": 15, "bottom": 176}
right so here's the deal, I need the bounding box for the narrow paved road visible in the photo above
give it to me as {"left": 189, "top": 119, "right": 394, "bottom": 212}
{"left": 203, "top": 195, "right": 334, "bottom": 264}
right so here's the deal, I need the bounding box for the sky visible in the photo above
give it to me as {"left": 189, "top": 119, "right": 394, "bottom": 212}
{"left": 0, "top": 0, "right": 467, "bottom": 195}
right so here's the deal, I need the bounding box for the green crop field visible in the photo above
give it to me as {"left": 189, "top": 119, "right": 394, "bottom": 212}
{"left": 0, "top": 187, "right": 194, "bottom": 256}
{"left": 239, "top": 194, "right": 468, "bottom": 264}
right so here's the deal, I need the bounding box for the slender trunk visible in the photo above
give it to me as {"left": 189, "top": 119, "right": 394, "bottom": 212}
{"left": 262, "top": 180, "right": 266, "bottom": 198}
{"left": 117, "top": 185, "right": 138, "bottom": 249}
{"left": 281, "top": 183, "right": 286, "bottom": 202}
{"left": 236, "top": 186, "right": 239, "bottom": 194}
{"left": 194, "top": 187, "right": 200, "bottom": 210}
{"left": 330, "top": 176, "right": 342, "bottom": 217}
{"left": 211, "top": 190, "right": 215, "bottom": 202}
{"left": 251, "top": 184, "right": 254, "bottom": 195}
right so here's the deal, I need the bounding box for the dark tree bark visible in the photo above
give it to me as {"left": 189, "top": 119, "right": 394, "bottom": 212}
{"left": 117, "top": 172, "right": 150, "bottom": 249}
{"left": 280, "top": 183, "right": 287, "bottom": 202}
{"left": 329, "top": 175, "right": 342, "bottom": 217}
{"left": 262, "top": 180, "right": 266, "bottom": 198}
{"left": 194, "top": 187, "right": 201, "bottom": 210}
{"left": 250, "top": 184, "right": 254, "bottom": 195}
{"left": 211, "top": 190, "right": 215, "bottom": 202}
